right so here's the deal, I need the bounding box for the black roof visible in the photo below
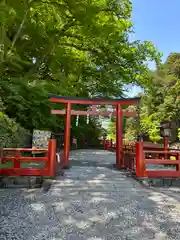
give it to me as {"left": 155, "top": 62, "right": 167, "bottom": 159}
{"left": 48, "top": 94, "right": 140, "bottom": 103}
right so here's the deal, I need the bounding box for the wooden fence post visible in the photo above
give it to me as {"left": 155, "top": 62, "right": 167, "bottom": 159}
{"left": 14, "top": 151, "right": 20, "bottom": 169}
{"left": 48, "top": 139, "right": 57, "bottom": 177}
{"left": 136, "top": 142, "right": 147, "bottom": 178}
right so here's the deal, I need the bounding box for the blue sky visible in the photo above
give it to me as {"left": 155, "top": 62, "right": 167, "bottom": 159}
{"left": 127, "top": 0, "right": 180, "bottom": 97}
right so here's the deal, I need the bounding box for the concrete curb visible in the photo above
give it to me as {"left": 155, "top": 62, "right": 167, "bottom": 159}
{"left": 133, "top": 176, "right": 180, "bottom": 188}
{"left": 0, "top": 176, "right": 44, "bottom": 189}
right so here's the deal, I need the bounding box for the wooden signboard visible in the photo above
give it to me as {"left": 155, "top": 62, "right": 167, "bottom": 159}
{"left": 32, "top": 130, "right": 51, "bottom": 149}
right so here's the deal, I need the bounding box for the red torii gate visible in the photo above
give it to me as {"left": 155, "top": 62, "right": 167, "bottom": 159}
{"left": 49, "top": 95, "right": 139, "bottom": 169}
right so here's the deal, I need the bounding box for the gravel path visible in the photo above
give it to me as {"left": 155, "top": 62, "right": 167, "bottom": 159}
{"left": 1, "top": 150, "right": 180, "bottom": 239}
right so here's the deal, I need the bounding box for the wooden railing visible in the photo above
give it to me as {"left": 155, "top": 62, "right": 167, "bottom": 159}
{"left": 105, "top": 139, "right": 180, "bottom": 178}
{"left": 123, "top": 150, "right": 136, "bottom": 173}
{"left": 0, "top": 140, "right": 56, "bottom": 177}
{"left": 136, "top": 142, "right": 180, "bottom": 178}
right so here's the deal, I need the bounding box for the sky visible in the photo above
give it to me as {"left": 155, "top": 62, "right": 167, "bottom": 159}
{"left": 127, "top": 0, "right": 180, "bottom": 97}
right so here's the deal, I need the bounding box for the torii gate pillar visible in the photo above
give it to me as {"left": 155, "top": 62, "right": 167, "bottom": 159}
{"left": 64, "top": 102, "right": 71, "bottom": 168}
{"left": 116, "top": 104, "right": 123, "bottom": 169}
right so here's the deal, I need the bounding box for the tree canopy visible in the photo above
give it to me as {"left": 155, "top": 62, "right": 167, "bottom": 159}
{"left": 139, "top": 53, "right": 180, "bottom": 142}
{"left": 116, "top": 52, "right": 180, "bottom": 143}
{"left": 0, "top": 0, "right": 161, "bottom": 147}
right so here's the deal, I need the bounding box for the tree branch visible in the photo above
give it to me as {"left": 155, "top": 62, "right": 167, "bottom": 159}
{"left": 10, "top": 7, "right": 30, "bottom": 52}
{"left": 60, "top": 43, "right": 99, "bottom": 54}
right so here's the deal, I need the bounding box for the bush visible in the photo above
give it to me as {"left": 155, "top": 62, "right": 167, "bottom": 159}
{"left": 0, "top": 98, "right": 30, "bottom": 148}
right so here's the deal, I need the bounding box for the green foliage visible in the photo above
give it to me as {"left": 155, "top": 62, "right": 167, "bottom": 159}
{"left": 0, "top": 98, "right": 30, "bottom": 147}
{"left": 107, "top": 118, "right": 116, "bottom": 140}
{"left": 166, "top": 53, "right": 180, "bottom": 79}
{"left": 0, "top": 0, "right": 160, "bottom": 146}
{"left": 178, "top": 128, "right": 180, "bottom": 140}
{"left": 139, "top": 52, "right": 180, "bottom": 142}
{"left": 124, "top": 117, "right": 138, "bottom": 142}
{"left": 107, "top": 117, "right": 127, "bottom": 141}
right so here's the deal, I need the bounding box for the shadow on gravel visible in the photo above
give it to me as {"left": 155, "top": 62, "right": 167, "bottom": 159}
{"left": 1, "top": 150, "right": 180, "bottom": 239}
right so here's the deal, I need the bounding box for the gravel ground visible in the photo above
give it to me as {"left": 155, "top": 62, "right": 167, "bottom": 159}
{"left": 1, "top": 150, "right": 180, "bottom": 239}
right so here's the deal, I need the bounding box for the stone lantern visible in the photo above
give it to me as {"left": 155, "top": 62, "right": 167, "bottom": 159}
{"left": 160, "top": 121, "right": 171, "bottom": 154}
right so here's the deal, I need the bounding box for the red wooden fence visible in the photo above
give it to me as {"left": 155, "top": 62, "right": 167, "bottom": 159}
{"left": 0, "top": 140, "right": 56, "bottom": 177}
{"left": 105, "top": 139, "right": 180, "bottom": 178}
{"left": 136, "top": 142, "right": 180, "bottom": 178}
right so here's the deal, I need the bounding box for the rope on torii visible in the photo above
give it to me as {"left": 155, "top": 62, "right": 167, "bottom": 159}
{"left": 76, "top": 114, "right": 79, "bottom": 126}
{"left": 75, "top": 105, "right": 114, "bottom": 126}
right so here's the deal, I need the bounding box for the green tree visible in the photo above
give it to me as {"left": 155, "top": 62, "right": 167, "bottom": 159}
{"left": 0, "top": 0, "right": 161, "bottom": 146}
{"left": 166, "top": 53, "right": 180, "bottom": 79}
{"left": 0, "top": 97, "right": 29, "bottom": 147}
{"left": 107, "top": 118, "right": 116, "bottom": 140}
{"left": 107, "top": 117, "right": 127, "bottom": 141}
{"left": 139, "top": 53, "right": 180, "bottom": 142}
